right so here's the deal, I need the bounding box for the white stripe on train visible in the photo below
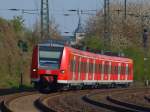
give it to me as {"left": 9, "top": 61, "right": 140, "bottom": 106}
{"left": 57, "top": 80, "right": 133, "bottom": 84}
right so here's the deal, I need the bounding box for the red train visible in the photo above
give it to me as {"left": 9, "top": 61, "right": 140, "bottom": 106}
{"left": 31, "top": 42, "right": 133, "bottom": 90}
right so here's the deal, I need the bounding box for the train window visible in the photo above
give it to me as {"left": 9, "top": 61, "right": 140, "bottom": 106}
{"left": 39, "top": 46, "right": 63, "bottom": 69}
{"left": 70, "top": 60, "right": 73, "bottom": 72}
{"left": 89, "top": 63, "right": 93, "bottom": 73}
{"left": 81, "top": 62, "right": 83, "bottom": 73}
{"left": 82, "top": 62, "right": 86, "bottom": 73}
{"left": 86, "top": 59, "right": 89, "bottom": 75}
{"left": 111, "top": 65, "right": 115, "bottom": 74}
{"left": 101, "top": 62, "right": 104, "bottom": 74}
{"left": 70, "top": 60, "right": 75, "bottom": 72}
{"left": 125, "top": 64, "right": 129, "bottom": 75}
{"left": 78, "top": 58, "right": 81, "bottom": 74}
{"left": 95, "top": 64, "right": 99, "bottom": 73}
{"left": 98, "top": 64, "right": 102, "bottom": 74}
{"left": 121, "top": 66, "right": 125, "bottom": 75}
{"left": 118, "top": 64, "right": 121, "bottom": 75}
{"left": 93, "top": 60, "right": 96, "bottom": 74}
{"left": 108, "top": 62, "right": 111, "bottom": 74}
{"left": 70, "top": 57, "right": 76, "bottom": 72}
{"left": 84, "top": 63, "right": 86, "bottom": 73}
{"left": 129, "top": 66, "right": 131, "bottom": 75}
{"left": 104, "top": 63, "right": 109, "bottom": 74}
{"left": 114, "top": 66, "right": 118, "bottom": 75}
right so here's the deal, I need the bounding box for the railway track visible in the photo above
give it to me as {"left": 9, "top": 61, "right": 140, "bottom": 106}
{"left": 82, "top": 88, "right": 150, "bottom": 112}
{"left": 0, "top": 87, "right": 149, "bottom": 112}
{"left": 0, "top": 91, "right": 42, "bottom": 112}
{"left": 144, "top": 96, "right": 150, "bottom": 103}
{"left": 0, "top": 88, "right": 36, "bottom": 112}
{"left": 0, "top": 90, "right": 76, "bottom": 112}
{"left": 34, "top": 92, "right": 61, "bottom": 112}
{"left": 37, "top": 89, "right": 103, "bottom": 112}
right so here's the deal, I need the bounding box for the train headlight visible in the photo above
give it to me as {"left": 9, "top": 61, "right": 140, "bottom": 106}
{"left": 60, "top": 70, "right": 65, "bottom": 74}
{"left": 33, "top": 69, "right": 36, "bottom": 72}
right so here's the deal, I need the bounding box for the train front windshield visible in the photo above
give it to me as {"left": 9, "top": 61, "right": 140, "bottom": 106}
{"left": 39, "top": 46, "right": 63, "bottom": 69}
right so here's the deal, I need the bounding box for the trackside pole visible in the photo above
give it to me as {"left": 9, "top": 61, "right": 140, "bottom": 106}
{"left": 143, "top": 29, "right": 149, "bottom": 86}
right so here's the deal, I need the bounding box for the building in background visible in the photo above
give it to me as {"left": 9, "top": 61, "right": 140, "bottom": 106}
{"left": 74, "top": 17, "right": 85, "bottom": 44}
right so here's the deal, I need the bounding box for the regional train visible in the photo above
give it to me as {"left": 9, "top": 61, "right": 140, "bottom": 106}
{"left": 31, "top": 41, "right": 133, "bottom": 90}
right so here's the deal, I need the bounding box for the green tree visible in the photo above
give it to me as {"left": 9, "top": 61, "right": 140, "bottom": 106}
{"left": 11, "top": 16, "right": 24, "bottom": 33}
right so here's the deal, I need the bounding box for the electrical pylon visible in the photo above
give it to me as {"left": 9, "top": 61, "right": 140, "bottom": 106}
{"left": 41, "top": 0, "right": 50, "bottom": 39}
{"left": 104, "top": 0, "right": 110, "bottom": 49}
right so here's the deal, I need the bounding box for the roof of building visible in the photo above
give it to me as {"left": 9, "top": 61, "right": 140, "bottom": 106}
{"left": 74, "top": 16, "right": 85, "bottom": 33}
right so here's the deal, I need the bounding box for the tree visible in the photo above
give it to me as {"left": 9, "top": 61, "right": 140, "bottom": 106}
{"left": 32, "top": 19, "right": 62, "bottom": 42}
{"left": 10, "top": 16, "right": 24, "bottom": 33}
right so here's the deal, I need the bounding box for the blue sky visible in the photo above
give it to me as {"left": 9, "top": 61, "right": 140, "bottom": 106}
{"left": 0, "top": 0, "right": 103, "bottom": 36}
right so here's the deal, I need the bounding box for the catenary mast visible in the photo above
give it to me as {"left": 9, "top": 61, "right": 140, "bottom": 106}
{"left": 41, "top": 0, "right": 50, "bottom": 39}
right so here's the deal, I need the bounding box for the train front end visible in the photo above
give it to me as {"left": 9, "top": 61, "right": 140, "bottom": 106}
{"left": 31, "top": 45, "right": 64, "bottom": 90}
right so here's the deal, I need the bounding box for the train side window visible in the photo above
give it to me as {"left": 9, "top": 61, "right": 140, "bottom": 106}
{"left": 108, "top": 62, "right": 111, "bottom": 74}
{"left": 70, "top": 60, "right": 73, "bottom": 72}
{"left": 104, "top": 62, "right": 109, "bottom": 74}
{"left": 101, "top": 62, "right": 104, "bottom": 74}
{"left": 89, "top": 63, "right": 93, "bottom": 73}
{"left": 93, "top": 60, "right": 96, "bottom": 74}
{"left": 114, "top": 66, "right": 118, "bottom": 75}
{"left": 86, "top": 59, "right": 89, "bottom": 74}
{"left": 121, "top": 65, "right": 125, "bottom": 75}
{"left": 111, "top": 65, "right": 115, "bottom": 74}
{"left": 118, "top": 64, "right": 121, "bottom": 75}
{"left": 89, "top": 63, "right": 91, "bottom": 73}
{"left": 92, "top": 63, "right": 94, "bottom": 73}
{"left": 95, "top": 64, "right": 99, "bottom": 74}
{"left": 81, "top": 62, "right": 83, "bottom": 73}
{"left": 84, "top": 62, "right": 86, "bottom": 73}
{"left": 125, "top": 64, "right": 129, "bottom": 75}
{"left": 81, "top": 62, "right": 86, "bottom": 73}
{"left": 98, "top": 64, "right": 102, "bottom": 74}
{"left": 128, "top": 66, "right": 131, "bottom": 75}
{"left": 70, "top": 56, "right": 76, "bottom": 72}
{"left": 78, "top": 57, "right": 81, "bottom": 74}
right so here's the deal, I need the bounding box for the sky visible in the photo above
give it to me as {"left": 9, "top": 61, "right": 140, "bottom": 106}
{"left": 0, "top": 0, "right": 103, "bottom": 36}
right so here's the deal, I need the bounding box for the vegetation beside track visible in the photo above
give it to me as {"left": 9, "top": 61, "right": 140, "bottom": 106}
{"left": 0, "top": 0, "right": 150, "bottom": 88}
{"left": 0, "top": 17, "right": 61, "bottom": 88}
{"left": 81, "top": 1, "right": 150, "bottom": 82}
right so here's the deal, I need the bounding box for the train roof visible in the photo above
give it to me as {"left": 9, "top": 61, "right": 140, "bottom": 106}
{"left": 37, "top": 42, "right": 132, "bottom": 63}
{"left": 64, "top": 46, "right": 133, "bottom": 63}
{"left": 38, "top": 39, "right": 65, "bottom": 47}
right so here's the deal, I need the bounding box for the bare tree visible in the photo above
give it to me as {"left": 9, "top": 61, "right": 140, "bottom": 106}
{"left": 85, "top": 0, "right": 150, "bottom": 51}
